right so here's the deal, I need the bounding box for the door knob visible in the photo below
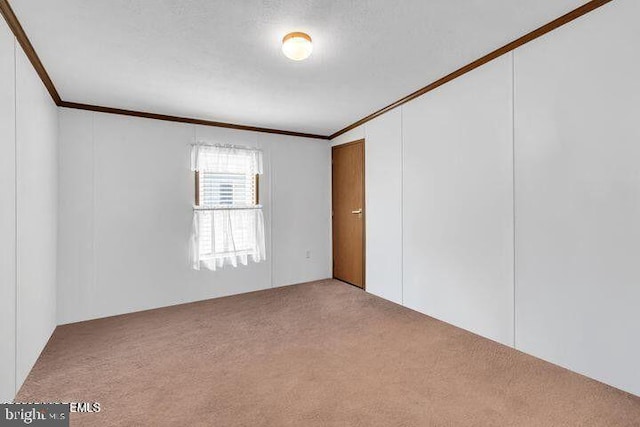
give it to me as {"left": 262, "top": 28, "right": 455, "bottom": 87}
{"left": 351, "top": 209, "right": 362, "bottom": 214}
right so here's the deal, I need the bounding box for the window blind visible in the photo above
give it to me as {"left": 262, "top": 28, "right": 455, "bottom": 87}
{"left": 199, "top": 172, "right": 256, "bottom": 208}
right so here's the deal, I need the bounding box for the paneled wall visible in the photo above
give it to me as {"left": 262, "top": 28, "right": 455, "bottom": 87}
{"left": 402, "top": 55, "right": 514, "bottom": 346}
{"left": 269, "top": 133, "right": 333, "bottom": 287}
{"left": 0, "top": 16, "right": 17, "bottom": 403}
{"left": 513, "top": 0, "right": 640, "bottom": 395}
{"left": 57, "top": 109, "right": 331, "bottom": 325}
{"left": 0, "top": 18, "right": 59, "bottom": 401}
{"left": 15, "top": 44, "right": 59, "bottom": 390}
{"left": 332, "top": 0, "right": 639, "bottom": 396}
{"left": 362, "top": 109, "right": 403, "bottom": 304}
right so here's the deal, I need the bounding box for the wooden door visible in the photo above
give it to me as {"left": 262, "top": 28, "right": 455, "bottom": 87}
{"left": 332, "top": 140, "right": 365, "bottom": 288}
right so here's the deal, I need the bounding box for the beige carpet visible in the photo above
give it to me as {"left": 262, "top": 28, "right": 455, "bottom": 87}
{"left": 16, "top": 279, "right": 640, "bottom": 426}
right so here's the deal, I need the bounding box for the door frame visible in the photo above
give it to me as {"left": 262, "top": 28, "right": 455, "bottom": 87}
{"left": 331, "top": 138, "right": 366, "bottom": 289}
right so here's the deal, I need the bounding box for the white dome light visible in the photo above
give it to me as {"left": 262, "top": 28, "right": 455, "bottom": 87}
{"left": 282, "top": 32, "right": 312, "bottom": 61}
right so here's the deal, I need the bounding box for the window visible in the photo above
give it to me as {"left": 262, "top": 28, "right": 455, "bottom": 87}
{"left": 189, "top": 144, "right": 265, "bottom": 271}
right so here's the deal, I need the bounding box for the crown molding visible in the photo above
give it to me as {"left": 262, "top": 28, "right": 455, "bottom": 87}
{"left": 0, "top": 0, "right": 61, "bottom": 104}
{"left": 329, "top": 0, "right": 613, "bottom": 140}
{"left": 58, "top": 102, "right": 330, "bottom": 140}
{"left": 0, "top": 0, "right": 329, "bottom": 140}
{"left": 2, "top": 0, "right": 614, "bottom": 142}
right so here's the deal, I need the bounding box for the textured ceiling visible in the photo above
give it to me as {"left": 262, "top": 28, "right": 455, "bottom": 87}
{"left": 11, "top": 0, "right": 587, "bottom": 135}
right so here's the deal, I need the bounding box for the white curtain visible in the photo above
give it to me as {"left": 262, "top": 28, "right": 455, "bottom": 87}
{"left": 190, "top": 208, "right": 266, "bottom": 271}
{"left": 189, "top": 144, "right": 266, "bottom": 271}
{"left": 190, "top": 144, "right": 263, "bottom": 175}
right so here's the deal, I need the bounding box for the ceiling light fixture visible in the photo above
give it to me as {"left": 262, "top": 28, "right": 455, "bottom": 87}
{"left": 282, "top": 32, "right": 313, "bottom": 61}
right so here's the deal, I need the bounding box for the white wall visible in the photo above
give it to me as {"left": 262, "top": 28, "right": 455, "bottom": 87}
{"left": 269, "top": 134, "right": 332, "bottom": 286}
{"left": 0, "top": 18, "right": 17, "bottom": 403}
{"left": 403, "top": 55, "right": 514, "bottom": 346}
{"left": 0, "top": 18, "right": 59, "bottom": 401}
{"left": 514, "top": 0, "right": 640, "bottom": 395}
{"left": 363, "top": 110, "right": 403, "bottom": 304}
{"left": 332, "top": 0, "right": 639, "bottom": 396}
{"left": 57, "top": 109, "right": 331, "bottom": 324}
{"left": 15, "top": 44, "right": 59, "bottom": 390}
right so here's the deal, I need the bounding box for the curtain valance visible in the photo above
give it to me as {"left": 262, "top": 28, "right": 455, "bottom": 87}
{"left": 190, "top": 144, "right": 263, "bottom": 175}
